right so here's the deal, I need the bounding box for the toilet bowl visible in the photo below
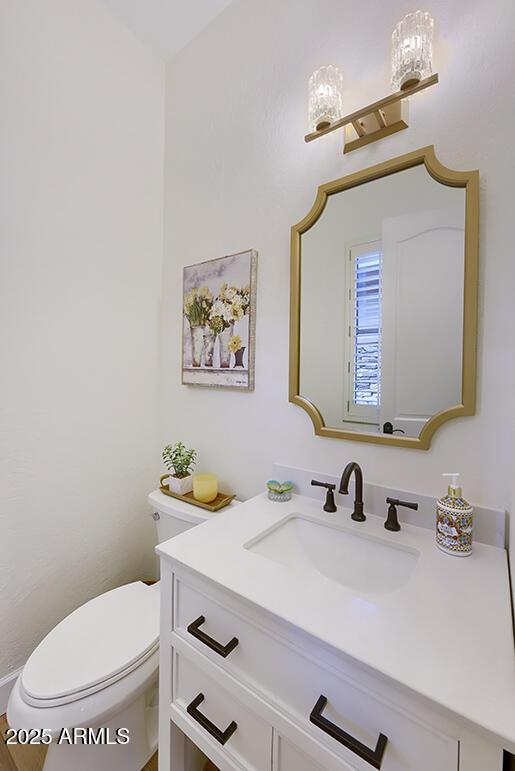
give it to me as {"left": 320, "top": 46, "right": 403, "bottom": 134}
{"left": 7, "top": 490, "right": 220, "bottom": 771}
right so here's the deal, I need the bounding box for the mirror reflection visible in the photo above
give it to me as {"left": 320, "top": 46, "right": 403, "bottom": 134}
{"left": 299, "top": 164, "right": 466, "bottom": 438}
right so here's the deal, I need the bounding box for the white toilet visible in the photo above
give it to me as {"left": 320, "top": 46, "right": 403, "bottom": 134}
{"left": 7, "top": 490, "right": 215, "bottom": 771}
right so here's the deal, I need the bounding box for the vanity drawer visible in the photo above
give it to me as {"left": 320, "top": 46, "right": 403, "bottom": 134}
{"left": 172, "top": 651, "right": 272, "bottom": 771}
{"left": 175, "top": 578, "right": 458, "bottom": 771}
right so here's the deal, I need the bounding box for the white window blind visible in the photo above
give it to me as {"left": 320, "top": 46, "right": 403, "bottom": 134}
{"left": 353, "top": 250, "right": 382, "bottom": 407}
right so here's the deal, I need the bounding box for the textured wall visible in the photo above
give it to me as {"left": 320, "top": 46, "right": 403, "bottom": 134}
{"left": 0, "top": 0, "right": 164, "bottom": 675}
{"left": 162, "top": 0, "right": 515, "bottom": 554}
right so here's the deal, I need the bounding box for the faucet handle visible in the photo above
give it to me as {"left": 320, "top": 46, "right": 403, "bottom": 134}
{"left": 311, "top": 480, "right": 337, "bottom": 513}
{"left": 384, "top": 497, "right": 419, "bottom": 531}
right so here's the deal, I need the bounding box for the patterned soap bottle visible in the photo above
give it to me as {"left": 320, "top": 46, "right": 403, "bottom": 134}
{"left": 436, "top": 473, "right": 473, "bottom": 557}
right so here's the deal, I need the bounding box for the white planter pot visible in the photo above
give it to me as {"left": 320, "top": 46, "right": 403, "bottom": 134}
{"left": 168, "top": 474, "right": 193, "bottom": 496}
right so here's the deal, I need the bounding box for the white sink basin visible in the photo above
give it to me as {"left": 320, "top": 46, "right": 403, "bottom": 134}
{"left": 245, "top": 514, "right": 419, "bottom": 595}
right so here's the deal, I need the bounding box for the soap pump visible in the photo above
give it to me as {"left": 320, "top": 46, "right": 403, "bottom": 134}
{"left": 436, "top": 473, "right": 473, "bottom": 557}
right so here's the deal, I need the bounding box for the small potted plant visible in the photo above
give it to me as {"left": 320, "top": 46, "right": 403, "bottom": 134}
{"left": 266, "top": 480, "right": 294, "bottom": 502}
{"left": 161, "top": 441, "right": 197, "bottom": 496}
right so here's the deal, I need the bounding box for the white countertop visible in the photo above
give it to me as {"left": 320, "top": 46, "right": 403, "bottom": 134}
{"left": 156, "top": 492, "right": 515, "bottom": 749}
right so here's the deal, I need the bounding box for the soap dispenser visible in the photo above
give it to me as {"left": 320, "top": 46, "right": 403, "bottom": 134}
{"left": 436, "top": 473, "right": 473, "bottom": 557}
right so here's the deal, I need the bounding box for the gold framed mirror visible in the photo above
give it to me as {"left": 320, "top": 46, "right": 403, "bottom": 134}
{"left": 289, "top": 146, "right": 479, "bottom": 449}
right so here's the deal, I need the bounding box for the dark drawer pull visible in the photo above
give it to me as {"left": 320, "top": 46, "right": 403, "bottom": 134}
{"left": 310, "top": 695, "right": 388, "bottom": 770}
{"left": 186, "top": 693, "right": 237, "bottom": 745}
{"left": 187, "top": 615, "right": 239, "bottom": 658}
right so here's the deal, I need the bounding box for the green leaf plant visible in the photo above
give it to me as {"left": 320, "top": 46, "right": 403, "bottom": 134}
{"left": 162, "top": 442, "right": 198, "bottom": 479}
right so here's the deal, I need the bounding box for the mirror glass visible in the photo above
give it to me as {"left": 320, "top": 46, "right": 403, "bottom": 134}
{"left": 299, "top": 164, "right": 466, "bottom": 439}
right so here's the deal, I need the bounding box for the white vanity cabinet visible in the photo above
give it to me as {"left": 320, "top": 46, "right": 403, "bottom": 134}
{"left": 158, "top": 565, "right": 503, "bottom": 771}
{"left": 156, "top": 491, "right": 514, "bottom": 771}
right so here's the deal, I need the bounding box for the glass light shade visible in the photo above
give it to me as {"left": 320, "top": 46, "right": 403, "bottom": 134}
{"left": 193, "top": 474, "right": 218, "bottom": 504}
{"left": 391, "top": 11, "right": 434, "bottom": 91}
{"left": 308, "top": 65, "right": 343, "bottom": 132}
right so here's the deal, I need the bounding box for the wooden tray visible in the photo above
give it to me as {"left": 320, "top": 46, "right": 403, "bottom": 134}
{"left": 159, "top": 485, "right": 235, "bottom": 512}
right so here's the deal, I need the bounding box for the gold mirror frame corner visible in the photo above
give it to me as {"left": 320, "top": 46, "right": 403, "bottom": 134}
{"left": 289, "top": 145, "right": 479, "bottom": 450}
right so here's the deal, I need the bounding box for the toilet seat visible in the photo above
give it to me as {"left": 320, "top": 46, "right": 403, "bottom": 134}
{"left": 9, "top": 647, "right": 159, "bottom": 735}
{"left": 21, "top": 582, "right": 159, "bottom": 708}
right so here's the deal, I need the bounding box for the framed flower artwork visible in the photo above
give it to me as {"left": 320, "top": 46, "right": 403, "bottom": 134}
{"left": 182, "top": 249, "right": 257, "bottom": 389}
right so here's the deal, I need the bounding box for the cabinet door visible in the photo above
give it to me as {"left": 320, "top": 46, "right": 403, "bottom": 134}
{"left": 274, "top": 735, "right": 352, "bottom": 771}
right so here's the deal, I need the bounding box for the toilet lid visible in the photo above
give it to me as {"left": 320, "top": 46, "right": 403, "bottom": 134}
{"left": 22, "top": 582, "right": 160, "bottom": 702}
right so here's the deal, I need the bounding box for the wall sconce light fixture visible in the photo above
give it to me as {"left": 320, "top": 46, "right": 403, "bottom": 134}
{"left": 392, "top": 11, "right": 434, "bottom": 91}
{"left": 305, "top": 11, "right": 437, "bottom": 154}
{"left": 308, "top": 65, "right": 344, "bottom": 133}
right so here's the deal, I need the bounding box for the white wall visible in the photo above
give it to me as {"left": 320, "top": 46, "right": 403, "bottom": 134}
{"left": 161, "top": 0, "right": 515, "bottom": 554}
{"left": 0, "top": 0, "right": 164, "bottom": 676}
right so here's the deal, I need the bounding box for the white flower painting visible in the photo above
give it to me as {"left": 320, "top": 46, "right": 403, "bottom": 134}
{"left": 182, "top": 250, "right": 257, "bottom": 389}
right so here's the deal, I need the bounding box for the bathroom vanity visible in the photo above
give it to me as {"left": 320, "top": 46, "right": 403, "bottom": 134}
{"left": 156, "top": 490, "right": 515, "bottom": 771}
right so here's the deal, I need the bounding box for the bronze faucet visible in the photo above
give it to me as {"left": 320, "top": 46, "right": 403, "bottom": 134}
{"left": 339, "top": 462, "right": 366, "bottom": 522}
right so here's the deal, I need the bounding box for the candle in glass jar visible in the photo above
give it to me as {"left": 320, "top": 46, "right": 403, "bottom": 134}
{"left": 193, "top": 474, "right": 218, "bottom": 503}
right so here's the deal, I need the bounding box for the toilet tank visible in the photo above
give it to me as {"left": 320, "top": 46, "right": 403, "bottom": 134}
{"left": 148, "top": 489, "right": 239, "bottom": 544}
